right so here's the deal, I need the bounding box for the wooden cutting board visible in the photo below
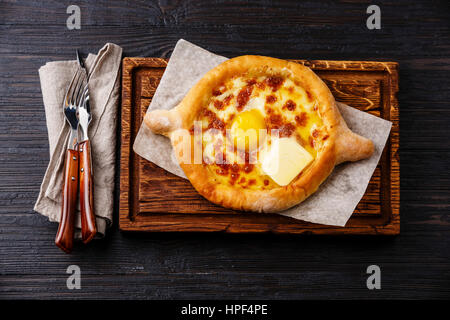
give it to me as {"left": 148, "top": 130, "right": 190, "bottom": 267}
{"left": 119, "top": 57, "right": 399, "bottom": 235}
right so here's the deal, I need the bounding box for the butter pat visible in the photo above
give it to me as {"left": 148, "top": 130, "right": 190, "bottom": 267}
{"left": 260, "top": 137, "right": 313, "bottom": 186}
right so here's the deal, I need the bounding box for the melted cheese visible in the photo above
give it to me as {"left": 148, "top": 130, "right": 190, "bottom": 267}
{"left": 198, "top": 74, "right": 326, "bottom": 189}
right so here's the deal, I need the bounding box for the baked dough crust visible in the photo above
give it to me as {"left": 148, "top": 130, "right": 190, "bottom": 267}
{"left": 144, "top": 55, "right": 374, "bottom": 212}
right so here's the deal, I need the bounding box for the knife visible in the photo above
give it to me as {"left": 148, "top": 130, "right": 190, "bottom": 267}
{"left": 77, "top": 51, "right": 97, "bottom": 244}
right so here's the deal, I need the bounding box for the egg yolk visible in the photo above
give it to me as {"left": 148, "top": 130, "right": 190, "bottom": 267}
{"left": 230, "top": 109, "right": 266, "bottom": 151}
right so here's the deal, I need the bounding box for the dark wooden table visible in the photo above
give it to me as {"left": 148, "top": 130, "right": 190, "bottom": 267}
{"left": 1, "top": 0, "right": 449, "bottom": 299}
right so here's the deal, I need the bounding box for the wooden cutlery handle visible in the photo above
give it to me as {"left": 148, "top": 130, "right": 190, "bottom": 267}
{"left": 79, "top": 140, "right": 97, "bottom": 243}
{"left": 55, "top": 149, "right": 79, "bottom": 253}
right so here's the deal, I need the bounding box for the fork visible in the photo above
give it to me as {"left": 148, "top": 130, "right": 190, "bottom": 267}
{"left": 54, "top": 63, "right": 87, "bottom": 253}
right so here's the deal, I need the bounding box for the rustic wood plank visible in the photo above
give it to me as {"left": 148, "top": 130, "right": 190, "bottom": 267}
{"left": 119, "top": 58, "right": 399, "bottom": 234}
{"left": 1, "top": 0, "right": 449, "bottom": 300}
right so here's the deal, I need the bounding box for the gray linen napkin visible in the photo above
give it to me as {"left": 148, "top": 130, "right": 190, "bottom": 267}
{"left": 34, "top": 43, "right": 122, "bottom": 238}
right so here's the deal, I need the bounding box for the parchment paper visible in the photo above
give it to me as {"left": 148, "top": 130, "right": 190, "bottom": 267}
{"left": 133, "top": 39, "right": 392, "bottom": 227}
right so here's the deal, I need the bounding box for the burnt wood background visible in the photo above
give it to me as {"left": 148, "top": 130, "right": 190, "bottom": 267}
{"left": 0, "top": 0, "right": 449, "bottom": 299}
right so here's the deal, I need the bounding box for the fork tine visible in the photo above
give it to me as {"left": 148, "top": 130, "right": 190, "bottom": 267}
{"left": 65, "top": 68, "right": 81, "bottom": 106}
{"left": 78, "top": 82, "right": 89, "bottom": 108}
{"left": 69, "top": 69, "right": 85, "bottom": 106}
{"left": 63, "top": 68, "right": 80, "bottom": 108}
{"left": 74, "top": 72, "right": 87, "bottom": 106}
